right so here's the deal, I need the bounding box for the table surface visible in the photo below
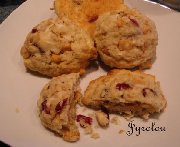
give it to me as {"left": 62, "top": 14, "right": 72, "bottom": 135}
{"left": 0, "top": 0, "right": 25, "bottom": 24}
{"left": 0, "top": 0, "right": 179, "bottom": 24}
{"left": 0, "top": 5, "right": 19, "bottom": 23}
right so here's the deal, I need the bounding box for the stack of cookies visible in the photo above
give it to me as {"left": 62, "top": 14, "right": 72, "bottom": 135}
{"left": 20, "top": 0, "right": 167, "bottom": 142}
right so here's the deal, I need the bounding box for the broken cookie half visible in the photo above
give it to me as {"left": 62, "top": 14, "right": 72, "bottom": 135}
{"left": 37, "top": 73, "right": 81, "bottom": 142}
{"left": 82, "top": 70, "right": 167, "bottom": 119}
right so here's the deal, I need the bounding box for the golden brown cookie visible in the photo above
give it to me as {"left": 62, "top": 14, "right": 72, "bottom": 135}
{"left": 21, "top": 17, "right": 97, "bottom": 77}
{"left": 37, "top": 73, "right": 81, "bottom": 142}
{"left": 82, "top": 70, "right": 167, "bottom": 119}
{"left": 54, "top": 0, "right": 124, "bottom": 35}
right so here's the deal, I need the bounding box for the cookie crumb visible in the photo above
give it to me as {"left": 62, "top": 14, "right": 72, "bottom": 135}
{"left": 77, "top": 114, "right": 93, "bottom": 135}
{"left": 84, "top": 125, "right": 93, "bottom": 134}
{"left": 88, "top": 113, "right": 95, "bottom": 118}
{"left": 142, "top": 113, "right": 149, "bottom": 120}
{"left": 110, "top": 116, "right": 119, "bottom": 125}
{"left": 95, "top": 111, "right": 109, "bottom": 127}
{"left": 91, "top": 132, "right": 100, "bottom": 139}
{"left": 119, "top": 129, "right": 125, "bottom": 134}
{"left": 15, "top": 108, "right": 20, "bottom": 113}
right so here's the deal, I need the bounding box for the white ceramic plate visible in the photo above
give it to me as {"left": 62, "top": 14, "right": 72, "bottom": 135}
{"left": 0, "top": 0, "right": 180, "bottom": 146}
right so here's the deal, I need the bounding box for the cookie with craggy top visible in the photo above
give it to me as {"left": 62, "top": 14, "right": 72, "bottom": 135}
{"left": 94, "top": 7, "right": 158, "bottom": 69}
{"left": 37, "top": 73, "right": 81, "bottom": 142}
{"left": 82, "top": 70, "right": 166, "bottom": 119}
{"left": 21, "top": 17, "right": 97, "bottom": 77}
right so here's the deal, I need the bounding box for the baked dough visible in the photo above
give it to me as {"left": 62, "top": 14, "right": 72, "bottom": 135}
{"left": 94, "top": 7, "right": 158, "bottom": 69}
{"left": 82, "top": 70, "right": 166, "bottom": 119}
{"left": 54, "top": 0, "right": 124, "bottom": 35}
{"left": 37, "top": 73, "right": 81, "bottom": 142}
{"left": 95, "top": 110, "right": 109, "bottom": 127}
{"left": 21, "top": 17, "right": 97, "bottom": 77}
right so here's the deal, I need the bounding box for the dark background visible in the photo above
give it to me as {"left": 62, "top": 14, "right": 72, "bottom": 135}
{"left": 0, "top": 0, "right": 179, "bottom": 24}
{"left": 0, "top": 0, "right": 26, "bottom": 23}
{"left": 0, "top": 0, "right": 25, "bottom": 6}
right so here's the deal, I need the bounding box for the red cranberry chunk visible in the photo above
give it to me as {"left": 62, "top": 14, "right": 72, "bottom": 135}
{"left": 129, "top": 17, "right": 139, "bottom": 27}
{"left": 88, "top": 15, "right": 99, "bottom": 23}
{"left": 142, "top": 88, "right": 157, "bottom": 97}
{"left": 116, "top": 83, "right": 131, "bottom": 91}
{"left": 76, "top": 114, "right": 93, "bottom": 125}
{"left": 31, "top": 28, "right": 38, "bottom": 33}
{"left": 55, "top": 99, "right": 68, "bottom": 114}
{"left": 41, "top": 100, "right": 50, "bottom": 114}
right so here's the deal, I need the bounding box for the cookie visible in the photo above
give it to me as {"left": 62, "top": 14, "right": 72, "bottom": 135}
{"left": 82, "top": 70, "right": 166, "bottom": 119}
{"left": 54, "top": 0, "right": 124, "bottom": 35}
{"left": 94, "top": 7, "right": 158, "bottom": 69}
{"left": 21, "top": 17, "right": 97, "bottom": 77}
{"left": 95, "top": 110, "right": 109, "bottom": 127}
{"left": 37, "top": 73, "right": 81, "bottom": 142}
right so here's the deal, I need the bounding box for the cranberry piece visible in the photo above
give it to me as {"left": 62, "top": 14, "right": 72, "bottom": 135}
{"left": 94, "top": 42, "right": 97, "bottom": 48}
{"left": 76, "top": 114, "right": 93, "bottom": 125}
{"left": 116, "top": 83, "right": 131, "bottom": 91}
{"left": 73, "top": 0, "right": 83, "bottom": 5}
{"left": 31, "top": 28, "right": 38, "bottom": 33}
{"left": 41, "top": 100, "right": 50, "bottom": 114}
{"left": 142, "top": 89, "right": 147, "bottom": 97}
{"left": 88, "top": 15, "right": 99, "bottom": 23}
{"left": 142, "top": 88, "right": 157, "bottom": 97}
{"left": 129, "top": 17, "right": 139, "bottom": 27}
{"left": 55, "top": 99, "right": 68, "bottom": 114}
